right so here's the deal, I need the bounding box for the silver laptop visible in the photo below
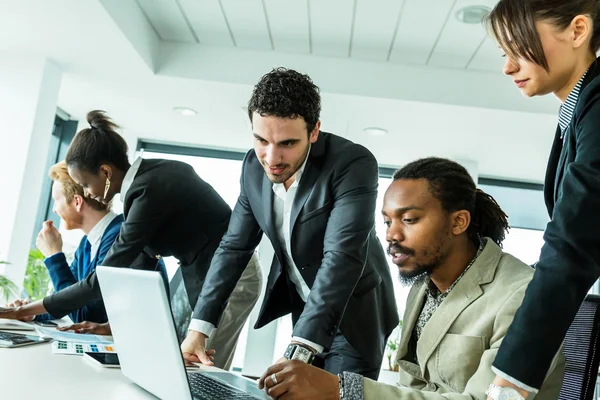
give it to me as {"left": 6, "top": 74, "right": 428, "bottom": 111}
{"left": 96, "top": 266, "right": 269, "bottom": 400}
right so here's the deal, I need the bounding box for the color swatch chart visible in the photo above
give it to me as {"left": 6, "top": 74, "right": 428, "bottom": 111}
{"left": 52, "top": 340, "right": 116, "bottom": 356}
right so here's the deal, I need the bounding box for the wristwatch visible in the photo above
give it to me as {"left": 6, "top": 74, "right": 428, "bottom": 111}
{"left": 284, "top": 343, "right": 316, "bottom": 364}
{"left": 485, "top": 384, "right": 525, "bottom": 400}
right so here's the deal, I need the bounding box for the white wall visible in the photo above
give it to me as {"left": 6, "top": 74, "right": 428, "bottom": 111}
{"left": 0, "top": 52, "right": 61, "bottom": 285}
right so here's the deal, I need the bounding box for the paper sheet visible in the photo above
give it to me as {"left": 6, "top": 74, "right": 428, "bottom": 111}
{"left": 34, "top": 326, "right": 113, "bottom": 344}
{"left": 0, "top": 319, "right": 35, "bottom": 331}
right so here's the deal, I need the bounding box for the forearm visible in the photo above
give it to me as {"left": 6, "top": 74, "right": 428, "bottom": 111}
{"left": 45, "top": 253, "right": 78, "bottom": 291}
{"left": 43, "top": 272, "right": 101, "bottom": 318}
{"left": 16, "top": 300, "right": 47, "bottom": 319}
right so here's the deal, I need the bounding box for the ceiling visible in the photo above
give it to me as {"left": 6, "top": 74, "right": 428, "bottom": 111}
{"left": 0, "top": 0, "right": 562, "bottom": 184}
{"left": 136, "top": 0, "right": 504, "bottom": 72}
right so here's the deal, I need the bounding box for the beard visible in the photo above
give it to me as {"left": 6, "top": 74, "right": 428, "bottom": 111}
{"left": 388, "top": 243, "right": 445, "bottom": 287}
{"left": 397, "top": 264, "right": 436, "bottom": 287}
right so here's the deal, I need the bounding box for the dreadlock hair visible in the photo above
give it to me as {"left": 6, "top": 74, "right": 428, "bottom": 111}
{"left": 392, "top": 157, "right": 509, "bottom": 246}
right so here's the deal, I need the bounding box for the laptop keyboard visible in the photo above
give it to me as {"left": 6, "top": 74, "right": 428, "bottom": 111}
{"left": 188, "top": 373, "right": 258, "bottom": 400}
{"left": 0, "top": 331, "right": 34, "bottom": 345}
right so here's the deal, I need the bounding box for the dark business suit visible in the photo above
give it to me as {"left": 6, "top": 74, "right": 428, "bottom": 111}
{"left": 195, "top": 131, "right": 399, "bottom": 376}
{"left": 43, "top": 158, "right": 232, "bottom": 318}
{"left": 493, "top": 58, "right": 600, "bottom": 388}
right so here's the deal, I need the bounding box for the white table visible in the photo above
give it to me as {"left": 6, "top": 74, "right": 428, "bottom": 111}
{"left": 0, "top": 328, "right": 220, "bottom": 400}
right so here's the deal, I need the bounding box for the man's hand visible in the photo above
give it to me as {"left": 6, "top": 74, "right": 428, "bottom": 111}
{"left": 181, "top": 330, "right": 215, "bottom": 366}
{"left": 0, "top": 306, "right": 19, "bottom": 320}
{"left": 6, "top": 299, "right": 34, "bottom": 322}
{"left": 36, "top": 221, "right": 63, "bottom": 257}
{"left": 58, "top": 321, "right": 112, "bottom": 335}
{"left": 486, "top": 375, "right": 529, "bottom": 400}
{"left": 259, "top": 360, "right": 340, "bottom": 400}
{"left": 0, "top": 299, "right": 46, "bottom": 321}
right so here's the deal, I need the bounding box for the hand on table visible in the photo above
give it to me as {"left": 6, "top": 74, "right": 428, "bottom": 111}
{"left": 58, "top": 321, "right": 112, "bottom": 335}
{"left": 258, "top": 360, "right": 340, "bottom": 400}
{"left": 180, "top": 330, "right": 215, "bottom": 366}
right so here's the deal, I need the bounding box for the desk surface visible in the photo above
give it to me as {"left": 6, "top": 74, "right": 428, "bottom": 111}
{"left": 0, "top": 328, "right": 220, "bottom": 400}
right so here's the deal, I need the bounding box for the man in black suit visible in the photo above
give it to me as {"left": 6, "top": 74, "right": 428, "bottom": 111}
{"left": 182, "top": 68, "right": 399, "bottom": 379}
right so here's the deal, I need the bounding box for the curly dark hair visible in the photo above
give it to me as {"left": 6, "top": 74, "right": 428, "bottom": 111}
{"left": 393, "top": 157, "right": 510, "bottom": 247}
{"left": 247, "top": 67, "right": 321, "bottom": 134}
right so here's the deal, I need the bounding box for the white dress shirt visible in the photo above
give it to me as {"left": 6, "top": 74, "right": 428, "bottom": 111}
{"left": 190, "top": 148, "right": 325, "bottom": 354}
{"left": 272, "top": 154, "right": 311, "bottom": 302}
{"left": 120, "top": 157, "right": 142, "bottom": 202}
{"left": 86, "top": 211, "right": 119, "bottom": 261}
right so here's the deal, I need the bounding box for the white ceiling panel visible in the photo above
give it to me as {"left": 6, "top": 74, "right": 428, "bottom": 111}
{"left": 351, "top": 0, "right": 404, "bottom": 61}
{"left": 428, "top": 0, "right": 497, "bottom": 69}
{"left": 178, "top": 0, "right": 234, "bottom": 46}
{"left": 264, "top": 0, "right": 309, "bottom": 54}
{"left": 389, "top": 0, "right": 455, "bottom": 65}
{"left": 467, "top": 36, "right": 504, "bottom": 72}
{"left": 309, "top": 0, "right": 354, "bottom": 57}
{"left": 137, "top": 0, "right": 196, "bottom": 42}
{"left": 220, "top": 0, "right": 272, "bottom": 50}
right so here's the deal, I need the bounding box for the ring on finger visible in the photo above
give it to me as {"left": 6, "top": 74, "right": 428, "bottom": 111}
{"left": 271, "top": 373, "right": 278, "bottom": 385}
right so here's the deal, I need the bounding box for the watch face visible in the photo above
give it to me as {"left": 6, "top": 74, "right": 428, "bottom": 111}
{"left": 293, "top": 347, "right": 311, "bottom": 363}
{"left": 498, "top": 387, "right": 523, "bottom": 400}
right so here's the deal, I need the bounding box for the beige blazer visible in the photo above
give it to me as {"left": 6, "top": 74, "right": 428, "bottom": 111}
{"left": 364, "top": 238, "right": 565, "bottom": 400}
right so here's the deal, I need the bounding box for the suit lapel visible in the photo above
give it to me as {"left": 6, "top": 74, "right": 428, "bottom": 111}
{"left": 544, "top": 126, "right": 562, "bottom": 216}
{"left": 415, "top": 239, "right": 500, "bottom": 374}
{"left": 396, "top": 283, "right": 427, "bottom": 362}
{"left": 289, "top": 133, "right": 326, "bottom": 242}
{"left": 416, "top": 276, "right": 483, "bottom": 374}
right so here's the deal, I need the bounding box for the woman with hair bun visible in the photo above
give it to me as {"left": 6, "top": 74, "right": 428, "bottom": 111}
{"left": 2, "top": 110, "right": 261, "bottom": 370}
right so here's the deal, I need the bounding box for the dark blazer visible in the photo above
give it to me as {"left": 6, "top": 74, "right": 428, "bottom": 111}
{"left": 493, "top": 58, "right": 600, "bottom": 388}
{"left": 43, "top": 158, "right": 232, "bottom": 317}
{"left": 35, "top": 214, "right": 124, "bottom": 323}
{"left": 194, "top": 131, "right": 399, "bottom": 365}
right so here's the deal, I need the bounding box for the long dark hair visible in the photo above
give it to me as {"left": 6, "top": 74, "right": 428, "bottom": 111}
{"left": 65, "top": 110, "right": 130, "bottom": 173}
{"left": 393, "top": 157, "right": 509, "bottom": 246}
{"left": 485, "top": 0, "right": 600, "bottom": 71}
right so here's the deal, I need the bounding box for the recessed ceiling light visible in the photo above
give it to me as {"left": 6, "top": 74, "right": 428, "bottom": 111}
{"left": 173, "top": 107, "right": 197, "bottom": 116}
{"left": 363, "top": 127, "right": 388, "bottom": 136}
{"left": 456, "top": 5, "right": 491, "bottom": 24}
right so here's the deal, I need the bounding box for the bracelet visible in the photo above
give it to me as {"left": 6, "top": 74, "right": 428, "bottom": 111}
{"left": 338, "top": 373, "right": 345, "bottom": 399}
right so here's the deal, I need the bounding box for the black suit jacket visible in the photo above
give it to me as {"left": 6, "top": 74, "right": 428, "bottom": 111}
{"left": 194, "top": 131, "right": 399, "bottom": 365}
{"left": 43, "top": 158, "right": 232, "bottom": 317}
{"left": 493, "top": 58, "right": 600, "bottom": 388}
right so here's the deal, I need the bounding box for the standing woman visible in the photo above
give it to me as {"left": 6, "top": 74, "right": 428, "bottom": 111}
{"left": 1, "top": 110, "right": 262, "bottom": 370}
{"left": 483, "top": 1, "right": 600, "bottom": 399}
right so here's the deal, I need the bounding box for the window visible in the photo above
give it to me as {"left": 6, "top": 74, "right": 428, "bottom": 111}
{"left": 137, "top": 147, "right": 249, "bottom": 370}
{"left": 479, "top": 181, "right": 549, "bottom": 267}
{"left": 501, "top": 228, "right": 545, "bottom": 266}
{"left": 37, "top": 114, "right": 79, "bottom": 251}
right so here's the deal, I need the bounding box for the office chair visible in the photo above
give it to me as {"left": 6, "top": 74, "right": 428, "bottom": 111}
{"left": 168, "top": 266, "right": 193, "bottom": 343}
{"left": 558, "top": 294, "right": 600, "bottom": 400}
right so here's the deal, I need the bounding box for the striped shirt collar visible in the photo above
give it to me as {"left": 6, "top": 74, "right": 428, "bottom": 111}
{"left": 558, "top": 71, "right": 588, "bottom": 138}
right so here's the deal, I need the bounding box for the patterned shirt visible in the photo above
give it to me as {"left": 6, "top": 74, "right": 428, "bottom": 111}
{"left": 558, "top": 70, "right": 588, "bottom": 140}
{"left": 342, "top": 240, "right": 486, "bottom": 400}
